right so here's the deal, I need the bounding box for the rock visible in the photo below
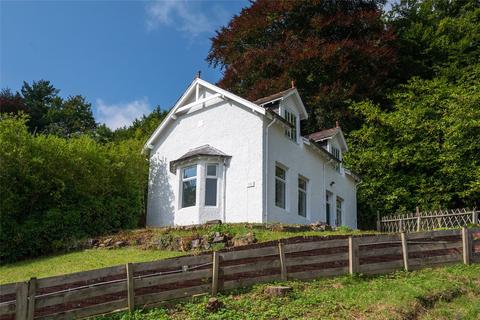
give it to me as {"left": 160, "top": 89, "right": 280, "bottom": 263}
{"left": 103, "top": 238, "right": 113, "bottom": 246}
{"left": 98, "top": 243, "right": 105, "bottom": 248}
{"left": 205, "top": 297, "right": 224, "bottom": 312}
{"left": 191, "top": 239, "right": 201, "bottom": 249}
{"left": 87, "top": 238, "right": 99, "bottom": 247}
{"left": 114, "top": 241, "right": 126, "bottom": 248}
{"left": 212, "top": 235, "right": 226, "bottom": 243}
{"left": 264, "top": 286, "right": 292, "bottom": 297}
{"left": 309, "top": 221, "right": 332, "bottom": 231}
{"left": 206, "top": 219, "right": 222, "bottom": 225}
{"left": 233, "top": 232, "right": 256, "bottom": 247}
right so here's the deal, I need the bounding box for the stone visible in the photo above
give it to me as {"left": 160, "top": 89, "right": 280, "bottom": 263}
{"left": 98, "top": 243, "right": 105, "bottom": 248}
{"left": 205, "top": 297, "right": 224, "bottom": 312}
{"left": 103, "top": 238, "right": 113, "bottom": 246}
{"left": 264, "top": 286, "right": 293, "bottom": 297}
{"left": 114, "top": 241, "right": 126, "bottom": 248}
{"left": 212, "top": 235, "right": 226, "bottom": 243}
{"left": 87, "top": 238, "right": 99, "bottom": 247}
{"left": 232, "top": 232, "right": 256, "bottom": 247}
{"left": 191, "top": 239, "right": 201, "bottom": 249}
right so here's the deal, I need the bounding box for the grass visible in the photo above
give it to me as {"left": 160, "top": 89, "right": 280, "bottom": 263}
{"left": 97, "top": 264, "right": 480, "bottom": 320}
{"left": 0, "top": 248, "right": 183, "bottom": 284}
{"left": 0, "top": 224, "right": 375, "bottom": 285}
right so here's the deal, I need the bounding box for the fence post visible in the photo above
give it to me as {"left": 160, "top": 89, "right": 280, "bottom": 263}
{"left": 278, "top": 242, "right": 288, "bottom": 281}
{"left": 26, "top": 277, "right": 37, "bottom": 320}
{"left": 126, "top": 263, "right": 135, "bottom": 312}
{"left": 400, "top": 233, "right": 409, "bottom": 272}
{"left": 211, "top": 251, "right": 219, "bottom": 296}
{"left": 376, "top": 212, "right": 381, "bottom": 232}
{"left": 473, "top": 208, "right": 478, "bottom": 225}
{"left": 416, "top": 207, "right": 421, "bottom": 232}
{"left": 15, "top": 282, "right": 28, "bottom": 320}
{"left": 348, "top": 237, "right": 359, "bottom": 275}
{"left": 462, "top": 227, "right": 471, "bottom": 265}
{"left": 399, "top": 219, "right": 404, "bottom": 233}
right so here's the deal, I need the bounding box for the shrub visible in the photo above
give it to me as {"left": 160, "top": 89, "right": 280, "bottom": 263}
{"left": 0, "top": 115, "right": 148, "bottom": 263}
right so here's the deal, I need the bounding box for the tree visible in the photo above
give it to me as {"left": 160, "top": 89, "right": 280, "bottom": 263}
{"left": 112, "top": 106, "right": 168, "bottom": 142}
{"left": 45, "top": 95, "right": 96, "bottom": 137}
{"left": 20, "top": 80, "right": 60, "bottom": 133}
{"left": 388, "top": 0, "right": 480, "bottom": 82}
{"left": 207, "top": 0, "right": 397, "bottom": 132}
{"left": 0, "top": 88, "right": 28, "bottom": 114}
{"left": 345, "top": 66, "right": 480, "bottom": 228}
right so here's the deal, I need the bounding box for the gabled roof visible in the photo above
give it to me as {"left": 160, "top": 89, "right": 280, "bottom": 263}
{"left": 306, "top": 125, "right": 348, "bottom": 152}
{"left": 144, "top": 78, "right": 268, "bottom": 151}
{"left": 254, "top": 87, "right": 308, "bottom": 120}
{"left": 169, "top": 145, "right": 231, "bottom": 173}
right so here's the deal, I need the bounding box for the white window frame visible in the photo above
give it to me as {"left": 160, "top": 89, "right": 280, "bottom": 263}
{"left": 298, "top": 176, "right": 308, "bottom": 217}
{"left": 181, "top": 165, "right": 197, "bottom": 208}
{"left": 283, "top": 108, "right": 297, "bottom": 142}
{"left": 336, "top": 196, "right": 343, "bottom": 226}
{"left": 204, "top": 163, "right": 219, "bottom": 207}
{"left": 275, "top": 164, "right": 287, "bottom": 209}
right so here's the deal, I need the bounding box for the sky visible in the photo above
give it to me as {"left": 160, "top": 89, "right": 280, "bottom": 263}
{"left": 0, "top": 0, "right": 249, "bottom": 129}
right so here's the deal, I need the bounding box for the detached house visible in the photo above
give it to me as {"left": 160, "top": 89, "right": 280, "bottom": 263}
{"left": 144, "top": 76, "right": 360, "bottom": 228}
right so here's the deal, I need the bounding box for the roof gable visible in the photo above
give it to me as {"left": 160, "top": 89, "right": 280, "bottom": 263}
{"left": 307, "top": 126, "right": 348, "bottom": 152}
{"left": 144, "top": 78, "right": 267, "bottom": 151}
{"left": 254, "top": 87, "right": 308, "bottom": 120}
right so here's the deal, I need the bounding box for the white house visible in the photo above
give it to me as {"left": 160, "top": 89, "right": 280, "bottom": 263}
{"left": 144, "top": 76, "right": 360, "bottom": 228}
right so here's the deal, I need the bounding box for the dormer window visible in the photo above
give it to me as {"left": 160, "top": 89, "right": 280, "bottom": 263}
{"left": 283, "top": 109, "right": 297, "bottom": 142}
{"left": 331, "top": 146, "right": 341, "bottom": 161}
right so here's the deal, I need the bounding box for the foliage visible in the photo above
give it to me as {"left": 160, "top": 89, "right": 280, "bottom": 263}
{"left": 207, "top": 0, "right": 397, "bottom": 132}
{"left": 1, "top": 80, "right": 97, "bottom": 137}
{"left": 389, "top": 0, "right": 480, "bottom": 82}
{"left": 0, "top": 115, "right": 148, "bottom": 262}
{"left": 0, "top": 248, "right": 183, "bottom": 284}
{"left": 110, "top": 106, "right": 168, "bottom": 142}
{"left": 98, "top": 264, "right": 480, "bottom": 319}
{"left": 345, "top": 66, "right": 480, "bottom": 227}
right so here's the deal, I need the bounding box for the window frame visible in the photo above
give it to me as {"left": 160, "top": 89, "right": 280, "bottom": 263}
{"left": 298, "top": 176, "right": 307, "bottom": 217}
{"left": 283, "top": 108, "right": 297, "bottom": 142}
{"left": 204, "top": 163, "right": 219, "bottom": 207}
{"left": 181, "top": 165, "right": 197, "bottom": 208}
{"left": 336, "top": 196, "right": 343, "bottom": 226}
{"left": 326, "top": 191, "right": 332, "bottom": 225}
{"left": 275, "top": 164, "right": 287, "bottom": 209}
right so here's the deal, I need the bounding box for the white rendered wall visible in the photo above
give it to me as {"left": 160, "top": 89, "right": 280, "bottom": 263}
{"left": 147, "top": 86, "right": 264, "bottom": 226}
{"left": 266, "top": 121, "right": 357, "bottom": 228}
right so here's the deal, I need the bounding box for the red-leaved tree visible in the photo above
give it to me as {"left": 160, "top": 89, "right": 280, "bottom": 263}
{"left": 207, "top": 0, "right": 397, "bottom": 132}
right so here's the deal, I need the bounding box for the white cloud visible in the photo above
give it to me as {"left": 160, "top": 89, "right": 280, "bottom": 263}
{"left": 95, "top": 97, "right": 151, "bottom": 130}
{"left": 145, "top": 0, "right": 219, "bottom": 37}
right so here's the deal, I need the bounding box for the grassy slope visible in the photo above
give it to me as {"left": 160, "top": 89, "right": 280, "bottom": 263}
{"left": 98, "top": 264, "right": 480, "bottom": 320}
{"left": 0, "top": 248, "right": 183, "bottom": 284}
{"left": 1, "top": 225, "right": 374, "bottom": 284}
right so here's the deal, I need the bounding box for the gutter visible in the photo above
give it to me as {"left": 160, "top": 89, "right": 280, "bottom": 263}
{"left": 264, "top": 117, "right": 277, "bottom": 225}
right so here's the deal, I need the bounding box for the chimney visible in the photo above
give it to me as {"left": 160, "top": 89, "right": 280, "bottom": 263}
{"left": 195, "top": 70, "right": 201, "bottom": 79}
{"left": 291, "top": 80, "right": 296, "bottom": 88}
{"left": 335, "top": 120, "right": 340, "bottom": 128}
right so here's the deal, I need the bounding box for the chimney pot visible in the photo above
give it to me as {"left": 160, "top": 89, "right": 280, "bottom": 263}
{"left": 335, "top": 120, "right": 340, "bottom": 128}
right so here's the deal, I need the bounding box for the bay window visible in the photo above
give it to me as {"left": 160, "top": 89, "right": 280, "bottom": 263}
{"left": 205, "top": 164, "right": 218, "bottom": 206}
{"left": 181, "top": 165, "right": 197, "bottom": 208}
{"left": 298, "top": 176, "right": 307, "bottom": 217}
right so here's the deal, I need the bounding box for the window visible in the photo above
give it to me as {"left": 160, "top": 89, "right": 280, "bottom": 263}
{"left": 205, "top": 164, "right": 218, "bottom": 206}
{"left": 326, "top": 192, "right": 332, "bottom": 225}
{"left": 336, "top": 196, "right": 343, "bottom": 226}
{"left": 275, "top": 165, "right": 286, "bottom": 209}
{"left": 283, "top": 109, "right": 297, "bottom": 142}
{"left": 298, "top": 176, "right": 307, "bottom": 217}
{"left": 331, "top": 146, "right": 341, "bottom": 160}
{"left": 181, "top": 165, "right": 197, "bottom": 208}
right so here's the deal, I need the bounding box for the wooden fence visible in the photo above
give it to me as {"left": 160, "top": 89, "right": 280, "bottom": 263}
{"left": 1, "top": 227, "right": 479, "bottom": 320}
{"left": 378, "top": 208, "right": 478, "bottom": 233}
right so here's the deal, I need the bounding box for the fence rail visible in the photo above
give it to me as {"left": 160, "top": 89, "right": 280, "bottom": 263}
{"left": 1, "top": 227, "right": 479, "bottom": 320}
{"left": 378, "top": 208, "right": 478, "bottom": 233}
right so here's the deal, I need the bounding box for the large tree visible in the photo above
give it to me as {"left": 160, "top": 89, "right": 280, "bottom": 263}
{"left": 345, "top": 66, "right": 480, "bottom": 228}
{"left": 207, "top": 0, "right": 397, "bottom": 132}
{"left": 389, "top": 0, "right": 480, "bottom": 82}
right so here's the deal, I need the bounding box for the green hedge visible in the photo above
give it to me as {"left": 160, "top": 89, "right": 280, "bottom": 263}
{"left": 0, "top": 116, "right": 148, "bottom": 263}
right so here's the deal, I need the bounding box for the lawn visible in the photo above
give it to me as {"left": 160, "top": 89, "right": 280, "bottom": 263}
{"left": 0, "top": 224, "right": 375, "bottom": 285}
{"left": 97, "top": 264, "right": 480, "bottom": 320}
{"left": 0, "top": 248, "right": 183, "bottom": 284}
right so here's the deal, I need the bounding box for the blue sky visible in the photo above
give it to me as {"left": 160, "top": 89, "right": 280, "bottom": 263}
{"left": 1, "top": 0, "right": 249, "bottom": 129}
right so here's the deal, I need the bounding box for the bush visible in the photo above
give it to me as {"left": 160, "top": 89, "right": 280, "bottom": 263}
{"left": 0, "top": 115, "right": 148, "bottom": 263}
